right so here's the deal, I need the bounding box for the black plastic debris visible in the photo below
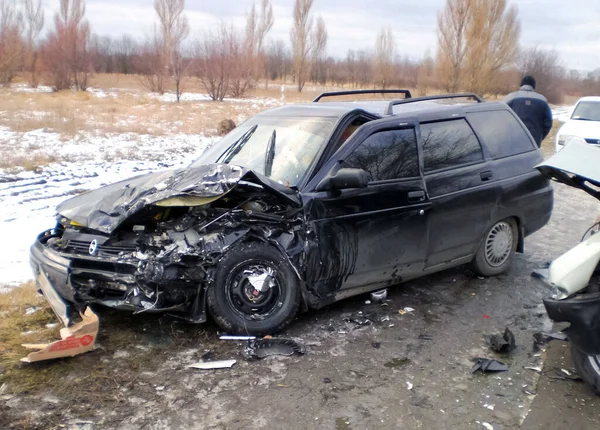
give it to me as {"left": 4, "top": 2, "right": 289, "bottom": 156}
{"left": 486, "top": 327, "right": 516, "bottom": 353}
{"left": 471, "top": 358, "right": 509, "bottom": 373}
{"left": 242, "top": 338, "right": 306, "bottom": 359}
{"left": 344, "top": 311, "right": 381, "bottom": 327}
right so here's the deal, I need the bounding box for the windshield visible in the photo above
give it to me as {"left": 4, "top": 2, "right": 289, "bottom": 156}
{"left": 190, "top": 115, "right": 336, "bottom": 187}
{"left": 571, "top": 101, "right": 600, "bottom": 121}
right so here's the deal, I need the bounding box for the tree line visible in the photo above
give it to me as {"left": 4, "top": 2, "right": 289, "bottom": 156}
{"left": 1, "top": 0, "right": 599, "bottom": 104}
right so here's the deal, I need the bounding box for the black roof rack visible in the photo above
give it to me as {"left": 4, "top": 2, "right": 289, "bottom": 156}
{"left": 313, "top": 89, "right": 412, "bottom": 102}
{"left": 385, "top": 93, "right": 484, "bottom": 115}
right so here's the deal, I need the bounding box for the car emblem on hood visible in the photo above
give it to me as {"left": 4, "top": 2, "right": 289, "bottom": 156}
{"left": 89, "top": 239, "right": 98, "bottom": 256}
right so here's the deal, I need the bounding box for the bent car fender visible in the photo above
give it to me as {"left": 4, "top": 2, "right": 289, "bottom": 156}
{"left": 547, "top": 232, "right": 600, "bottom": 299}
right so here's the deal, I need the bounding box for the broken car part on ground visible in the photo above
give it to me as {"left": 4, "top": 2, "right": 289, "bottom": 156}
{"left": 30, "top": 91, "right": 553, "bottom": 336}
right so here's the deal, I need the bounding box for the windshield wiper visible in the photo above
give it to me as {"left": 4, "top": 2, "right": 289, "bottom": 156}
{"left": 264, "top": 129, "right": 276, "bottom": 177}
{"left": 573, "top": 117, "right": 596, "bottom": 121}
{"left": 220, "top": 124, "right": 258, "bottom": 164}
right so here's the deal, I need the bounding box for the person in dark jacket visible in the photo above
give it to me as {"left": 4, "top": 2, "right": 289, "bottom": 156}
{"left": 504, "top": 76, "right": 553, "bottom": 147}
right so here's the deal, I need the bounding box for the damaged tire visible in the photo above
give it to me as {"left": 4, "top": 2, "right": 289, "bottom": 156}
{"left": 207, "top": 242, "right": 301, "bottom": 335}
{"left": 471, "top": 218, "right": 518, "bottom": 277}
{"left": 571, "top": 344, "right": 600, "bottom": 395}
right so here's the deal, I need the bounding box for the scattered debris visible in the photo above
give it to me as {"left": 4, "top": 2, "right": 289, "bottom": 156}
{"left": 486, "top": 327, "right": 516, "bottom": 353}
{"left": 344, "top": 310, "right": 380, "bottom": 326}
{"left": 418, "top": 334, "right": 433, "bottom": 341}
{"left": 188, "top": 360, "right": 237, "bottom": 370}
{"left": 406, "top": 381, "right": 414, "bottom": 390}
{"left": 483, "top": 315, "right": 490, "bottom": 319}
{"left": 524, "top": 366, "right": 543, "bottom": 373}
{"left": 471, "top": 358, "right": 509, "bottom": 373}
{"left": 242, "top": 338, "right": 306, "bottom": 359}
{"left": 21, "top": 307, "right": 99, "bottom": 363}
{"left": 323, "top": 377, "right": 332, "bottom": 384}
{"left": 480, "top": 422, "right": 494, "bottom": 430}
{"left": 25, "top": 307, "right": 38, "bottom": 316}
{"left": 399, "top": 307, "right": 415, "bottom": 316}
{"left": 45, "top": 323, "right": 59, "bottom": 329}
{"left": 365, "top": 300, "right": 372, "bottom": 305}
{"left": 384, "top": 357, "right": 411, "bottom": 368}
{"left": 220, "top": 335, "right": 256, "bottom": 341}
{"left": 533, "top": 331, "right": 568, "bottom": 351}
{"left": 370, "top": 289, "right": 388, "bottom": 303}
{"left": 372, "top": 342, "right": 381, "bottom": 349}
{"left": 483, "top": 404, "right": 495, "bottom": 411}
{"left": 553, "top": 368, "right": 582, "bottom": 381}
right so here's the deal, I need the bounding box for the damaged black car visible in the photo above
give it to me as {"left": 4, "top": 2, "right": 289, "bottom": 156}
{"left": 30, "top": 91, "right": 554, "bottom": 334}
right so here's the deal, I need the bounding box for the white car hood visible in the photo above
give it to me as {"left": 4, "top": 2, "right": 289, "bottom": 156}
{"left": 558, "top": 119, "right": 600, "bottom": 140}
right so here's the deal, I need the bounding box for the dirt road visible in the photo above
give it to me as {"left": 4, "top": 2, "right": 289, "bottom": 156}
{"left": 2, "top": 181, "right": 600, "bottom": 429}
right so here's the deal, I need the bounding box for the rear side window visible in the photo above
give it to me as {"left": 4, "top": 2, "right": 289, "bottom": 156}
{"left": 343, "top": 128, "right": 419, "bottom": 181}
{"left": 421, "top": 119, "right": 483, "bottom": 173}
{"left": 467, "top": 110, "right": 536, "bottom": 159}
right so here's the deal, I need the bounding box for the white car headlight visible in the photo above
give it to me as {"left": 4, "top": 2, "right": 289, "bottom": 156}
{"left": 557, "top": 135, "right": 587, "bottom": 147}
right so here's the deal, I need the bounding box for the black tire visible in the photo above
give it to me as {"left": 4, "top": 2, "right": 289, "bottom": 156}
{"left": 570, "top": 343, "right": 600, "bottom": 395}
{"left": 471, "top": 218, "right": 518, "bottom": 277}
{"left": 206, "top": 242, "right": 301, "bottom": 335}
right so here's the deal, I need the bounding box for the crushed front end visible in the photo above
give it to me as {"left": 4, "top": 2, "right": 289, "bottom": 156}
{"left": 29, "top": 165, "right": 305, "bottom": 323}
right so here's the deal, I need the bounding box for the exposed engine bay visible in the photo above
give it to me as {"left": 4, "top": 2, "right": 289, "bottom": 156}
{"left": 39, "top": 181, "right": 305, "bottom": 322}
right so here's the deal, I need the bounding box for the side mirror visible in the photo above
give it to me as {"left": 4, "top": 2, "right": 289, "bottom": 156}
{"left": 316, "top": 168, "right": 370, "bottom": 192}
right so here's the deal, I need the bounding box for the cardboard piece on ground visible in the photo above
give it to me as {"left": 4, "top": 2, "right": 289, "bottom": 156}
{"left": 21, "top": 307, "right": 99, "bottom": 363}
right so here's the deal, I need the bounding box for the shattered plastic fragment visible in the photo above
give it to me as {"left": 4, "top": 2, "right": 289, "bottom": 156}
{"left": 188, "top": 360, "right": 237, "bottom": 369}
{"left": 471, "top": 358, "right": 509, "bottom": 373}
{"left": 486, "top": 327, "right": 516, "bottom": 353}
{"left": 370, "top": 289, "right": 388, "bottom": 303}
{"left": 220, "top": 335, "right": 257, "bottom": 341}
{"left": 407, "top": 381, "right": 413, "bottom": 390}
{"left": 524, "top": 366, "right": 543, "bottom": 373}
{"left": 242, "top": 338, "right": 306, "bottom": 359}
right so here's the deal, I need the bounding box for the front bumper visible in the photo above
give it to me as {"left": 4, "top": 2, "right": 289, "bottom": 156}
{"left": 29, "top": 230, "right": 206, "bottom": 322}
{"left": 544, "top": 293, "right": 600, "bottom": 355}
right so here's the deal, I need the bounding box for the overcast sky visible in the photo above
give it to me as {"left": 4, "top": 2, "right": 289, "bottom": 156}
{"left": 42, "top": 0, "right": 600, "bottom": 71}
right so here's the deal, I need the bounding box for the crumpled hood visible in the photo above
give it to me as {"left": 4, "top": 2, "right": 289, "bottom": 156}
{"left": 536, "top": 141, "right": 600, "bottom": 200}
{"left": 558, "top": 120, "right": 600, "bottom": 140}
{"left": 56, "top": 164, "right": 301, "bottom": 234}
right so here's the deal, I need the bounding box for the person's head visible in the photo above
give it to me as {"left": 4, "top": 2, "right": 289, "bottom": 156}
{"left": 521, "top": 75, "right": 536, "bottom": 89}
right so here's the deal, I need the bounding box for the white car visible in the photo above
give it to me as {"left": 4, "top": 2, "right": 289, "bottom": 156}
{"left": 556, "top": 96, "right": 600, "bottom": 152}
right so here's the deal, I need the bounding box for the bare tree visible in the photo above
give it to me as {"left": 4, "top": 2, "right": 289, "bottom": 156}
{"left": 42, "top": 0, "right": 91, "bottom": 91}
{"left": 519, "top": 46, "right": 565, "bottom": 104}
{"left": 154, "top": 0, "right": 189, "bottom": 100}
{"left": 310, "top": 16, "right": 327, "bottom": 84}
{"left": 374, "top": 27, "right": 395, "bottom": 89}
{"left": 0, "top": 0, "right": 24, "bottom": 86}
{"left": 436, "top": 0, "right": 521, "bottom": 95}
{"left": 23, "top": 0, "right": 44, "bottom": 87}
{"left": 290, "top": 0, "right": 313, "bottom": 92}
{"left": 436, "top": 0, "right": 471, "bottom": 92}
{"left": 462, "top": 0, "right": 521, "bottom": 94}
{"left": 137, "top": 29, "right": 166, "bottom": 93}
{"left": 194, "top": 24, "right": 234, "bottom": 101}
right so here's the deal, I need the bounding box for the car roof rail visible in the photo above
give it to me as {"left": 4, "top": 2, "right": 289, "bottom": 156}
{"left": 313, "top": 89, "right": 412, "bottom": 102}
{"left": 385, "top": 93, "right": 485, "bottom": 115}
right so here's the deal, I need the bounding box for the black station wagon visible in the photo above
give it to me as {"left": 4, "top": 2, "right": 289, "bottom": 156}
{"left": 30, "top": 91, "right": 554, "bottom": 334}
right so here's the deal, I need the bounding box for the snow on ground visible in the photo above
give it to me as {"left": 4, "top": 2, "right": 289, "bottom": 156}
{"left": 551, "top": 105, "right": 574, "bottom": 122}
{"left": 0, "top": 128, "right": 213, "bottom": 286}
{"left": 11, "top": 83, "right": 53, "bottom": 93}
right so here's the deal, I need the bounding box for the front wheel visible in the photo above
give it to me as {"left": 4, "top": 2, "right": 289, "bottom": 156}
{"left": 471, "top": 218, "right": 518, "bottom": 277}
{"left": 207, "top": 242, "right": 301, "bottom": 335}
{"left": 571, "top": 343, "right": 600, "bottom": 395}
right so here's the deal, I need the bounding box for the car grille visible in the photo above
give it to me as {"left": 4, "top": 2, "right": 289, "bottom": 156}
{"left": 585, "top": 138, "right": 600, "bottom": 145}
{"left": 66, "top": 240, "right": 137, "bottom": 257}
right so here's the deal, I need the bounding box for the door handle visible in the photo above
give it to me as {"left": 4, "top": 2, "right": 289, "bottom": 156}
{"left": 480, "top": 171, "right": 493, "bottom": 181}
{"left": 408, "top": 190, "right": 426, "bottom": 202}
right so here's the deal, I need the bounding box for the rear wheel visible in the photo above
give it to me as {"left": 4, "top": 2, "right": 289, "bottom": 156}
{"left": 571, "top": 343, "right": 600, "bottom": 395}
{"left": 207, "top": 242, "right": 301, "bottom": 335}
{"left": 471, "top": 218, "right": 518, "bottom": 277}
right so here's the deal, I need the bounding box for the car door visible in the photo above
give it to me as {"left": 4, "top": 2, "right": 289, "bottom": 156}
{"left": 419, "top": 118, "right": 502, "bottom": 270}
{"left": 302, "top": 121, "right": 431, "bottom": 299}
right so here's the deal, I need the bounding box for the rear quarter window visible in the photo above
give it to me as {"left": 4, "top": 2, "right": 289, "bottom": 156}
{"left": 467, "top": 110, "right": 536, "bottom": 159}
